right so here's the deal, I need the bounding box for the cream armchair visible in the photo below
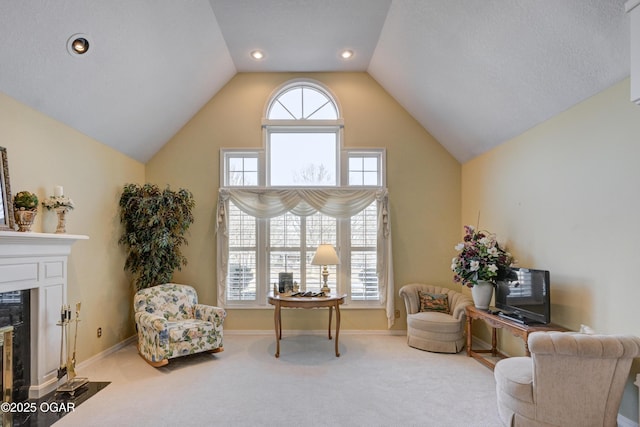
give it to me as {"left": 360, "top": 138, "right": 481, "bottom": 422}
{"left": 398, "top": 283, "right": 473, "bottom": 353}
{"left": 134, "top": 283, "right": 226, "bottom": 367}
{"left": 494, "top": 331, "right": 640, "bottom": 427}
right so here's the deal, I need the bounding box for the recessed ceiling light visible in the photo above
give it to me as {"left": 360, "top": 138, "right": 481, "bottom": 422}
{"left": 340, "top": 50, "right": 354, "bottom": 59}
{"left": 67, "top": 33, "right": 92, "bottom": 57}
{"left": 251, "top": 50, "right": 265, "bottom": 60}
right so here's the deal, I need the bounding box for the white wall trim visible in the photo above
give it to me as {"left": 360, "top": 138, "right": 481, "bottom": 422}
{"left": 224, "top": 329, "right": 406, "bottom": 336}
{"left": 617, "top": 414, "right": 638, "bottom": 427}
{"left": 76, "top": 335, "right": 136, "bottom": 371}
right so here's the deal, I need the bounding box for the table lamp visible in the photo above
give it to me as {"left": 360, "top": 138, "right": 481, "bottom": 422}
{"left": 311, "top": 244, "right": 340, "bottom": 295}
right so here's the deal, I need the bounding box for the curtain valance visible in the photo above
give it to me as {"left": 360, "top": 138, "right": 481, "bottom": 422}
{"left": 217, "top": 188, "right": 387, "bottom": 219}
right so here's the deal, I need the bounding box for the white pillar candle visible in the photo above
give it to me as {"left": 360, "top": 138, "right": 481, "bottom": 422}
{"left": 54, "top": 185, "right": 63, "bottom": 197}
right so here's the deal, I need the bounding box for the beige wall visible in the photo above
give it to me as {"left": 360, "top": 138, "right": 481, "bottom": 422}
{"left": 146, "top": 72, "right": 462, "bottom": 331}
{"left": 0, "top": 92, "right": 144, "bottom": 362}
{"left": 461, "top": 78, "right": 640, "bottom": 421}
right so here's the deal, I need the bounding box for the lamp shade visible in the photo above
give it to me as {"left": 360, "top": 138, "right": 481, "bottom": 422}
{"left": 311, "top": 244, "right": 340, "bottom": 265}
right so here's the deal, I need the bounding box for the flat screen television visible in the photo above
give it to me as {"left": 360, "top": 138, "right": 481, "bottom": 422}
{"left": 495, "top": 267, "right": 551, "bottom": 324}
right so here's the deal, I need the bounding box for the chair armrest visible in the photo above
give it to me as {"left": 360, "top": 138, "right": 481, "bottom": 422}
{"left": 398, "top": 285, "right": 420, "bottom": 315}
{"left": 135, "top": 312, "right": 167, "bottom": 332}
{"left": 449, "top": 293, "right": 473, "bottom": 320}
{"left": 194, "top": 304, "right": 227, "bottom": 326}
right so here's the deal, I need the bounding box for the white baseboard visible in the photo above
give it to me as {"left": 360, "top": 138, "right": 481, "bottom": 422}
{"left": 618, "top": 414, "right": 638, "bottom": 427}
{"left": 224, "top": 329, "right": 406, "bottom": 336}
{"left": 76, "top": 335, "right": 137, "bottom": 370}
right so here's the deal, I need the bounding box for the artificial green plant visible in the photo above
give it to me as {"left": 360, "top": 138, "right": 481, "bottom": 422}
{"left": 118, "top": 183, "right": 195, "bottom": 290}
{"left": 13, "top": 191, "right": 39, "bottom": 211}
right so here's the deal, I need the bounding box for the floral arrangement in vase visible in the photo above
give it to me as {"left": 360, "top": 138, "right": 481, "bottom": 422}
{"left": 42, "top": 195, "right": 75, "bottom": 211}
{"left": 451, "top": 225, "right": 514, "bottom": 288}
{"left": 42, "top": 186, "right": 74, "bottom": 211}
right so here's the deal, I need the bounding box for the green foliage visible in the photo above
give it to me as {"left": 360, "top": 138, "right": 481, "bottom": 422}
{"left": 13, "top": 191, "right": 39, "bottom": 211}
{"left": 118, "top": 183, "right": 195, "bottom": 290}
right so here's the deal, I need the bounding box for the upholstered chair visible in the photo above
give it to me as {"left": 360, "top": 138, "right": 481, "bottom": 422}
{"left": 134, "top": 283, "right": 227, "bottom": 367}
{"left": 398, "top": 283, "right": 473, "bottom": 353}
{"left": 494, "top": 331, "right": 640, "bottom": 427}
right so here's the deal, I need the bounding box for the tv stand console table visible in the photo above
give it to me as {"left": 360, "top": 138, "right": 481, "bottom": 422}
{"left": 465, "top": 305, "right": 568, "bottom": 370}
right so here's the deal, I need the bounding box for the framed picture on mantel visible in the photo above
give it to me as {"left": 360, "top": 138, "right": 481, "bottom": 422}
{"left": 0, "top": 146, "right": 15, "bottom": 231}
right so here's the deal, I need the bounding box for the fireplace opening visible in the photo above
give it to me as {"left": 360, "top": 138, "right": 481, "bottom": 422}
{"left": 0, "top": 290, "right": 31, "bottom": 402}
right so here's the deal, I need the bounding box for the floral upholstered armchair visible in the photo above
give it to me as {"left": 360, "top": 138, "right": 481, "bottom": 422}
{"left": 134, "top": 283, "right": 226, "bottom": 367}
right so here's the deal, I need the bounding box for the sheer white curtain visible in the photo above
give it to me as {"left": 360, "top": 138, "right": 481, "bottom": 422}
{"left": 216, "top": 188, "right": 395, "bottom": 327}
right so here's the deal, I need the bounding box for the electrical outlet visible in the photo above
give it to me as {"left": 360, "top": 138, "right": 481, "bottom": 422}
{"left": 395, "top": 309, "right": 400, "bottom": 318}
{"left": 97, "top": 327, "right": 102, "bottom": 338}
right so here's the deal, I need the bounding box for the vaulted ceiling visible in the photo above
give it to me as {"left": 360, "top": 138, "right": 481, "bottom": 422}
{"left": 0, "top": 0, "right": 631, "bottom": 163}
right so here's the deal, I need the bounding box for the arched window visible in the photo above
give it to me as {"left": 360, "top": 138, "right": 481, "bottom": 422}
{"left": 267, "top": 82, "right": 338, "bottom": 120}
{"left": 218, "top": 80, "right": 393, "bottom": 326}
{"left": 264, "top": 80, "right": 342, "bottom": 186}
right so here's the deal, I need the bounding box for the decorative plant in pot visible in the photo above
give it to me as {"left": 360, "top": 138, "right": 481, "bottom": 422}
{"left": 451, "top": 225, "right": 514, "bottom": 309}
{"left": 13, "top": 190, "right": 39, "bottom": 232}
{"left": 118, "top": 183, "right": 195, "bottom": 291}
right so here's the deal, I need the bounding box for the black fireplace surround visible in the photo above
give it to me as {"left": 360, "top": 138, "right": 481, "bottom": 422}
{"left": 0, "top": 290, "right": 31, "bottom": 402}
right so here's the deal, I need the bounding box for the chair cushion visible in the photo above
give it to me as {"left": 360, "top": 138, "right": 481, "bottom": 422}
{"left": 417, "top": 291, "right": 450, "bottom": 313}
{"left": 494, "top": 357, "right": 534, "bottom": 403}
{"left": 407, "top": 311, "right": 462, "bottom": 334}
{"left": 167, "top": 319, "right": 215, "bottom": 342}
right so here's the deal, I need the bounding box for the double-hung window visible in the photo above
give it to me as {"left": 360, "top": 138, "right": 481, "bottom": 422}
{"left": 216, "top": 80, "right": 394, "bottom": 325}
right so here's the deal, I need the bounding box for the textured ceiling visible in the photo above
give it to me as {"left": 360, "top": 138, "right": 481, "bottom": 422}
{"left": 0, "top": 0, "right": 632, "bottom": 163}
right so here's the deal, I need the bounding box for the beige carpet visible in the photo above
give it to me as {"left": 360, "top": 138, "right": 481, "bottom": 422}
{"left": 54, "top": 333, "right": 502, "bottom": 426}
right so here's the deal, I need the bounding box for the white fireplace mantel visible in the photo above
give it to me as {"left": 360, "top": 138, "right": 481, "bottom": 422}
{"left": 0, "top": 231, "right": 88, "bottom": 397}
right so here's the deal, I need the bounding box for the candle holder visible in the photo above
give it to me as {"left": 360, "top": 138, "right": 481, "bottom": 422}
{"left": 42, "top": 186, "right": 74, "bottom": 234}
{"left": 55, "top": 207, "right": 69, "bottom": 234}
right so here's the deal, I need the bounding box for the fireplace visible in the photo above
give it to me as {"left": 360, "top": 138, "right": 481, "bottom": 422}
{"left": 0, "top": 290, "right": 30, "bottom": 402}
{"left": 0, "top": 231, "right": 87, "bottom": 398}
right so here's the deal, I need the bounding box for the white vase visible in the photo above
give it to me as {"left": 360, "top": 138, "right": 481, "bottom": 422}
{"left": 471, "top": 280, "right": 494, "bottom": 310}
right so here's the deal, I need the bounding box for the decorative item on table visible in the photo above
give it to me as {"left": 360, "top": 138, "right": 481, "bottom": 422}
{"left": 451, "top": 225, "right": 514, "bottom": 310}
{"left": 56, "top": 302, "right": 88, "bottom": 395}
{"left": 290, "top": 291, "right": 325, "bottom": 297}
{"left": 12, "top": 190, "right": 39, "bottom": 232}
{"left": 311, "top": 244, "right": 340, "bottom": 296}
{"left": 42, "top": 186, "right": 74, "bottom": 234}
{"left": 278, "top": 272, "right": 293, "bottom": 294}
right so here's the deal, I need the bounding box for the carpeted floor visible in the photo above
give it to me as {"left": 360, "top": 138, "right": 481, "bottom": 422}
{"left": 53, "top": 333, "right": 502, "bottom": 427}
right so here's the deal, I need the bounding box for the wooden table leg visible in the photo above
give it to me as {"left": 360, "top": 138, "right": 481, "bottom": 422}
{"left": 491, "top": 327, "right": 498, "bottom": 357}
{"left": 328, "top": 306, "right": 333, "bottom": 340}
{"left": 335, "top": 302, "right": 341, "bottom": 357}
{"left": 278, "top": 304, "right": 282, "bottom": 340}
{"left": 274, "top": 303, "right": 281, "bottom": 358}
{"left": 466, "top": 315, "right": 472, "bottom": 356}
